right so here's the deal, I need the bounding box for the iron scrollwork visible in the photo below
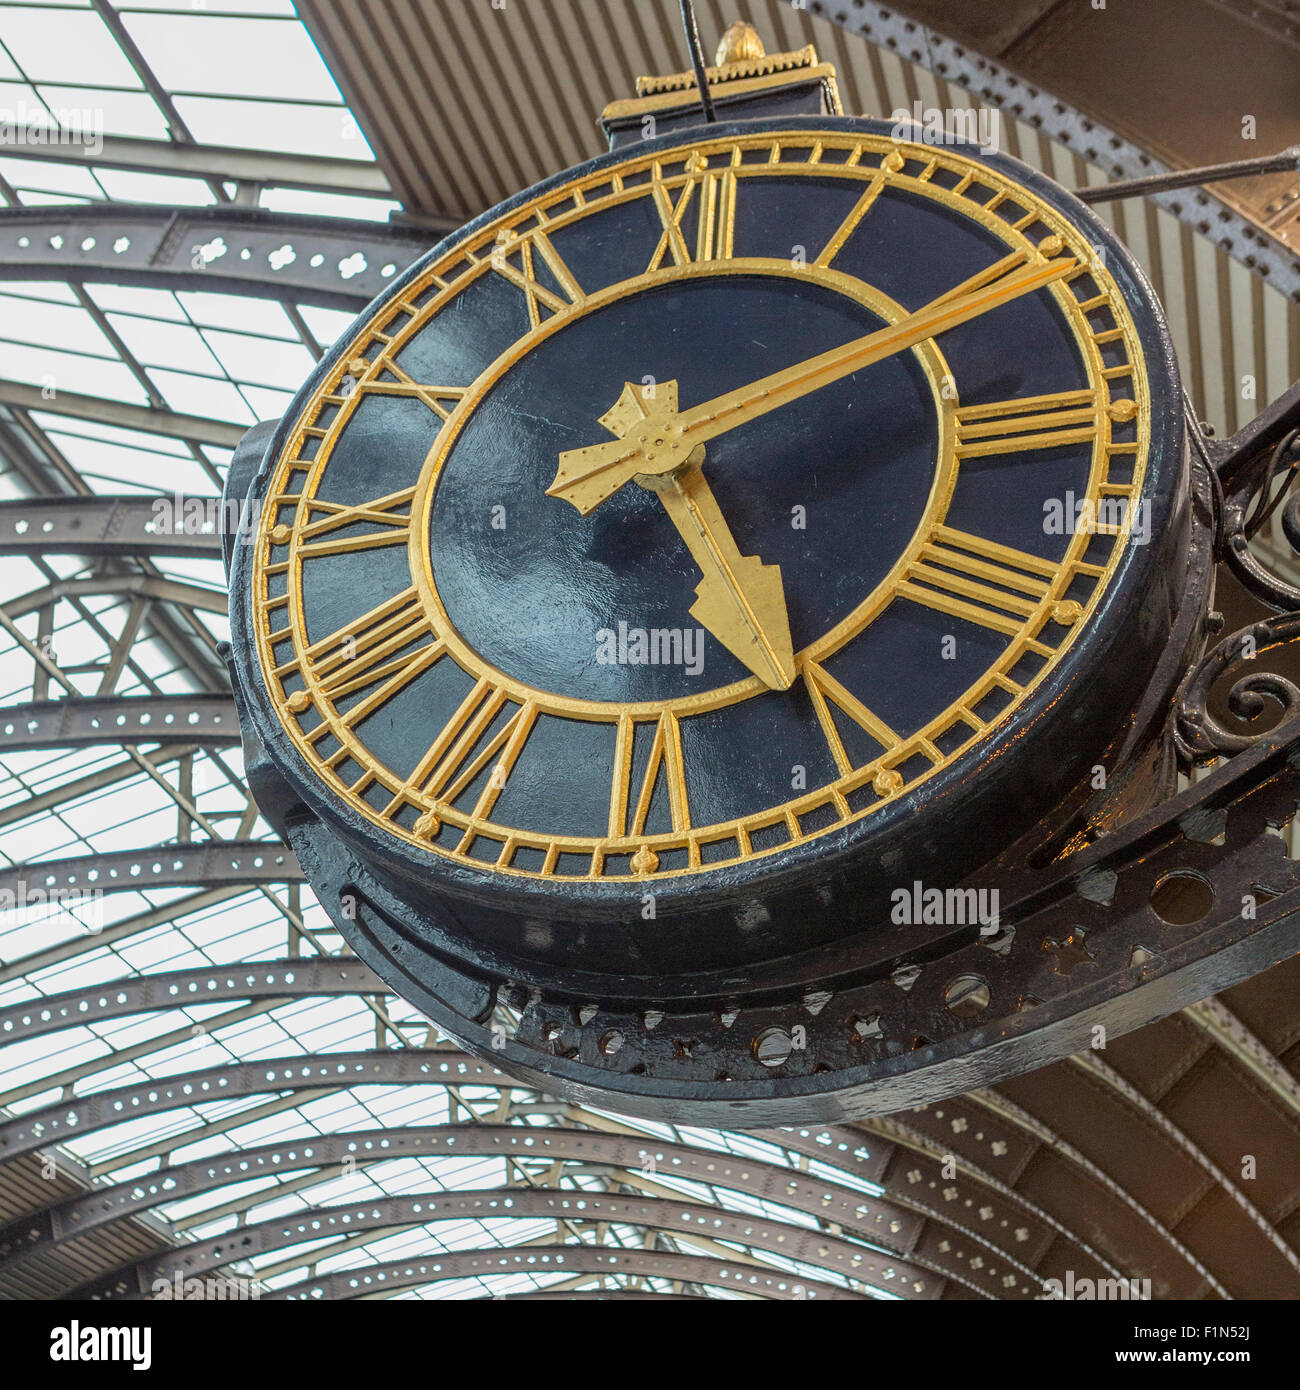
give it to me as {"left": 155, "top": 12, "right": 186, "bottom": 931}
{"left": 1175, "top": 390, "right": 1300, "bottom": 766}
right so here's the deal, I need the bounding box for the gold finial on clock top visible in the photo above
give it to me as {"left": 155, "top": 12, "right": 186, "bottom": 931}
{"left": 601, "top": 21, "right": 842, "bottom": 139}
{"left": 715, "top": 20, "right": 766, "bottom": 66}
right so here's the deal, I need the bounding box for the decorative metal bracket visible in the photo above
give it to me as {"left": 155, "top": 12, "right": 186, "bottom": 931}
{"left": 1176, "top": 381, "right": 1300, "bottom": 765}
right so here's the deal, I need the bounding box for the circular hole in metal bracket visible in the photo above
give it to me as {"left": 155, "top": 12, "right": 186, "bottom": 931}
{"left": 1149, "top": 870, "right": 1214, "bottom": 925}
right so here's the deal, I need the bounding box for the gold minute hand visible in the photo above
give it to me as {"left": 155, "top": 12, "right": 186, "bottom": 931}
{"left": 644, "top": 445, "right": 796, "bottom": 690}
{"left": 548, "top": 251, "right": 1078, "bottom": 515}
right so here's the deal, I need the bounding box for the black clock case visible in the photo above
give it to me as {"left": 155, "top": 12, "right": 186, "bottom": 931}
{"left": 224, "top": 115, "right": 1195, "bottom": 1017}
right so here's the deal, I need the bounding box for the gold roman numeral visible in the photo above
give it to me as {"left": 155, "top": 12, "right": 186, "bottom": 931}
{"left": 295, "top": 485, "right": 415, "bottom": 559}
{"left": 647, "top": 160, "right": 736, "bottom": 271}
{"left": 307, "top": 589, "right": 442, "bottom": 709}
{"left": 692, "top": 167, "right": 737, "bottom": 262}
{"left": 361, "top": 362, "right": 466, "bottom": 421}
{"left": 276, "top": 588, "right": 445, "bottom": 763}
{"left": 814, "top": 167, "right": 890, "bottom": 267}
{"left": 955, "top": 389, "right": 1100, "bottom": 458}
{"left": 802, "top": 661, "right": 902, "bottom": 777}
{"left": 609, "top": 711, "right": 690, "bottom": 839}
{"left": 489, "top": 229, "right": 585, "bottom": 328}
{"left": 392, "top": 678, "right": 535, "bottom": 818}
{"left": 897, "top": 526, "right": 1058, "bottom": 646}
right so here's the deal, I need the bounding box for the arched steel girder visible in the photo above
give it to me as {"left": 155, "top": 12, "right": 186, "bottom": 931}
{"left": 1184, "top": 997, "right": 1300, "bottom": 1121}
{"left": 2, "top": 1158, "right": 901, "bottom": 1295}
{"left": 0, "top": 1114, "right": 926, "bottom": 1269}
{"left": 0, "top": 1085, "right": 1104, "bottom": 1301}
{"left": 62, "top": 1188, "right": 933, "bottom": 1303}
{"left": 0, "top": 1052, "right": 498, "bottom": 1160}
{"left": 0, "top": 1123, "right": 875, "bottom": 1262}
{"left": 4, "top": 969, "right": 1280, "bottom": 1295}
{"left": 562, "top": 1101, "right": 1078, "bottom": 1295}
{"left": 0, "top": 842, "right": 302, "bottom": 905}
{"left": 0, "top": 1099, "right": 1099, "bottom": 1299}
{"left": 0, "top": 695, "right": 238, "bottom": 751}
{"left": 0, "top": 1115, "right": 1074, "bottom": 1302}
{"left": 0, "top": 958, "right": 377, "bottom": 1051}
{"left": 885, "top": 1081, "right": 1236, "bottom": 1301}
{"left": 1, "top": 1064, "right": 1055, "bottom": 1298}
{"left": 3, "top": 962, "right": 1276, "bottom": 1296}
{"left": 0, "top": 967, "right": 1064, "bottom": 1288}
{"left": 864, "top": 1106, "right": 1228, "bottom": 1302}
{"left": 501, "top": 1289, "right": 700, "bottom": 1299}
{"left": 270, "top": 1245, "right": 863, "bottom": 1302}
{"left": 0, "top": 970, "right": 1189, "bottom": 1299}
{"left": 822, "top": 2, "right": 1300, "bottom": 302}
{"left": 1070, "top": 1051, "right": 1300, "bottom": 1285}
{"left": 5, "top": 575, "right": 228, "bottom": 620}
{"left": 960, "top": 1084, "right": 1263, "bottom": 1300}
{"left": 0, "top": 497, "right": 225, "bottom": 559}
{"left": 0, "top": 205, "right": 436, "bottom": 310}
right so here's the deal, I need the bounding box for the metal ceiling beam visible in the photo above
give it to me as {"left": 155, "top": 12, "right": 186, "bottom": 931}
{"left": 57, "top": 1188, "right": 920, "bottom": 1302}
{"left": 0, "top": 411, "right": 78, "bottom": 496}
{"left": 502, "top": 1288, "right": 698, "bottom": 1299}
{"left": 0, "top": 1070, "right": 1172, "bottom": 1302}
{"left": 0, "top": 135, "right": 395, "bottom": 196}
{"left": 0, "top": 385, "right": 245, "bottom": 450}
{"left": 0, "top": 956, "right": 369, "bottom": 1047}
{"left": 1075, "top": 148, "right": 1300, "bottom": 206}
{"left": 6, "top": 1121, "right": 1101, "bottom": 1300}
{"left": 0, "top": 964, "right": 1181, "bottom": 1298}
{"left": 0, "top": 695, "right": 238, "bottom": 751}
{"left": 3, "top": 575, "right": 228, "bottom": 619}
{"left": 0, "top": 1089, "right": 930, "bottom": 1274}
{"left": 1071, "top": 1049, "right": 1300, "bottom": 1284}
{"left": 3, "top": 1091, "right": 902, "bottom": 1243}
{"left": 0, "top": 1050, "right": 496, "bottom": 1160}
{"left": 1183, "top": 997, "right": 1300, "bottom": 1121}
{"left": 0, "top": 494, "right": 227, "bottom": 558}
{"left": 822, "top": 1, "right": 1300, "bottom": 302}
{"left": 265, "top": 1245, "right": 860, "bottom": 1302}
{"left": 0, "top": 205, "right": 439, "bottom": 309}
{"left": 961, "top": 1087, "right": 1230, "bottom": 1299}
{"left": 0, "top": 1126, "right": 915, "bottom": 1273}
{"left": 0, "top": 840, "right": 301, "bottom": 903}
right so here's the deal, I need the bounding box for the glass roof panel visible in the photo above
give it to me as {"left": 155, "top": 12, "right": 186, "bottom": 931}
{"left": 104, "top": 313, "right": 225, "bottom": 375}
{"left": 119, "top": 0, "right": 296, "bottom": 14}
{"left": 176, "top": 290, "right": 296, "bottom": 337}
{"left": 121, "top": 12, "right": 343, "bottom": 102}
{"left": 0, "top": 5, "right": 140, "bottom": 86}
{"left": 35, "top": 84, "right": 168, "bottom": 139}
{"left": 0, "top": 339, "right": 148, "bottom": 398}
{"left": 91, "top": 167, "right": 216, "bottom": 204}
{"left": 260, "top": 187, "right": 403, "bottom": 222}
{"left": 0, "top": 155, "right": 101, "bottom": 196}
{"left": 172, "top": 95, "right": 372, "bottom": 160}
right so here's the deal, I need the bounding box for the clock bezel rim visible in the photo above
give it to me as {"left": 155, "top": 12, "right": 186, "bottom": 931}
{"left": 228, "top": 113, "right": 1187, "bottom": 927}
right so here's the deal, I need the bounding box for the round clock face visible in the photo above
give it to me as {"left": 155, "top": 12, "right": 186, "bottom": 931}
{"left": 245, "top": 122, "right": 1170, "bottom": 898}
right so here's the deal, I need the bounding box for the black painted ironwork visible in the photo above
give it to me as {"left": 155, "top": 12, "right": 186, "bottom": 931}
{"left": 0, "top": 695, "right": 238, "bottom": 751}
{"left": 0, "top": 205, "right": 436, "bottom": 309}
{"left": 0, "top": 842, "right": 301, "bottom": 904}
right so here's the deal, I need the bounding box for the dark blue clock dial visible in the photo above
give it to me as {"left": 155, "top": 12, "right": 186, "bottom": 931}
{"left": 237, "top": 117, "right": 1184, "bottom": 987}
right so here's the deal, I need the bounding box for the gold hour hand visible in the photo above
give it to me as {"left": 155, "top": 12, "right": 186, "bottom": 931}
{"left": 548, "top": 379, "right": 690, "bottom": 515}
{"left": 643, "top": 445, "right": 796, "bottom": 691}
